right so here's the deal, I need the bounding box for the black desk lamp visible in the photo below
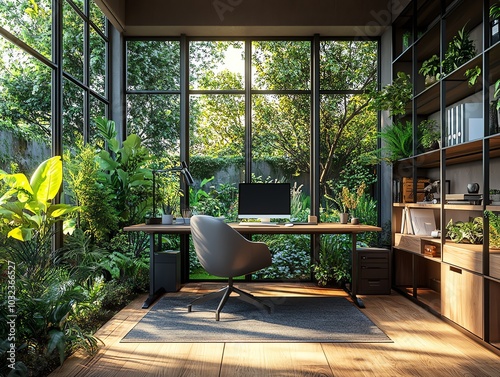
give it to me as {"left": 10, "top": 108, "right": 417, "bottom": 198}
{"left": 149, "top": 161, "right": 194, "bottom": 224}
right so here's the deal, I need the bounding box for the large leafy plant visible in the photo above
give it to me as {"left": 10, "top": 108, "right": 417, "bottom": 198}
{"left": 0, "top": 157, "right": 100, "bottom": 374}
{"left": 312, "top": 234, "right": 352, "bottom": 287}
{"left": 94, "top": 117, "right": 152, "bottom": 226}
{"left": 65, "top": 145, "right": 120, "bottom": 243}
{"left": 370, "top": 71, "right": 412, "bottom": 117}
{"left": 441, "top": 25, "right": 476, "bottom": 75}
{"left": 0, "top": 155, "right": 77, "bottom": 241}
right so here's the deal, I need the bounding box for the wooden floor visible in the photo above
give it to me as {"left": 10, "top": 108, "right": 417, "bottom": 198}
{"left": 50, "top": 282, "right": 499, "bottom": 377}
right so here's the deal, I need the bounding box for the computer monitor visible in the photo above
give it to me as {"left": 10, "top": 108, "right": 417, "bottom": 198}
{"left": 238, "top": 183, "right": 291, "bottom": 222}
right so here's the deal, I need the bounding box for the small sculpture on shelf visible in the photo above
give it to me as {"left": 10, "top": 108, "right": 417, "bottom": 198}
{"left": 423, "top": 180, "right": 440, "bottom": 203}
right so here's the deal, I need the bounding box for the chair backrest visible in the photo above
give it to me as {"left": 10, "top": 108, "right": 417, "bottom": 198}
{"left": 190, "top": 215, "right": 272, "bottom": 278}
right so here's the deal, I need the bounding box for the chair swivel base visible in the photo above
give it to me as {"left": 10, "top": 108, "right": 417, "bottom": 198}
{"left": 187, "top": 280, "right": 272, "bottom": 321}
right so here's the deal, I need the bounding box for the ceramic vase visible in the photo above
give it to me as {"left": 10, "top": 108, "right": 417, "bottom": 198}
{"left": 339, "top": 213, "right": 348, "bottom": 224}
{"left": 162, "top": 214, "right": 173, "bottom": 225}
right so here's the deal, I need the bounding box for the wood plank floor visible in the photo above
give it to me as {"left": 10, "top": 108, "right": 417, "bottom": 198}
{"left": 49, "top": 282, "right": 499, "bottom": 377}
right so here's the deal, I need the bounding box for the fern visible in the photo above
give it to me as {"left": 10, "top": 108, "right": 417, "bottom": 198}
{"left": 379, "top": 120, "right": 414, "bottom": 163}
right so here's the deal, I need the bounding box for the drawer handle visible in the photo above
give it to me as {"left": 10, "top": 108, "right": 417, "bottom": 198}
{"left": 450, "top": 266, "right": 462, "bottom": 274}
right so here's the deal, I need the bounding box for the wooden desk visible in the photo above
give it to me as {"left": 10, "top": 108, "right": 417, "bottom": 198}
{"left": 124, "top": 222, "right": 381, "bottom": 308}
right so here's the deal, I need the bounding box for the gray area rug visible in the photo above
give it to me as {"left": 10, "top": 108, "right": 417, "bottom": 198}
{"left": 122, "top": 295, "right": 392, "bottom": 343}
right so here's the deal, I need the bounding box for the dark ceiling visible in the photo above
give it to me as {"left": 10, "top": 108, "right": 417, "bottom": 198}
{"left": 96, "top": 0, "right": 410, "bottom": 37}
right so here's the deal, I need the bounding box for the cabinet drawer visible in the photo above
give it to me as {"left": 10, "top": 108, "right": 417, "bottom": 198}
{"left": 443, "top": 243, "right": 482, "bottom": 273}
{"left": 359, "top": 252, "right": 388, "bottom": 261}
{"left": 358, "top": 278, "right": 391, "bottom": 295}
{"left": 441, "top": 263, "right": 483, "bottom": 337}
{"left": 359, "top": 266, "right": 389, "bottom": 279}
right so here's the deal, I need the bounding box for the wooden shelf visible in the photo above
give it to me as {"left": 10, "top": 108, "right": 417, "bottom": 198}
{"left": 393, "top": 203, "right": 440, "bottom": 209}
{"left": 443, "top": 242, "right": 483, "bottom": 273}
{"left": 391, "top": 0, "right": 496, "bottom": 351}
{"left": 416, "top": 288, "right": 441, "bottom": 313}
{"left": 443, "top": 204, "right": 483, "bottom": 211}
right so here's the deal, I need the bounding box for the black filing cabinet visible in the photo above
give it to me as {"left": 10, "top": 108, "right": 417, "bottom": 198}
{"left": 357, "top": 247, "right": 391, "bottom": 295}
{"left": 154, "top": 250, "right": 181, "bottom": 292}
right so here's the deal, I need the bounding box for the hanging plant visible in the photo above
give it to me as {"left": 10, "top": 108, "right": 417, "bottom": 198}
{"left": 370, "top": 71, "right": 412, "bottom": 117}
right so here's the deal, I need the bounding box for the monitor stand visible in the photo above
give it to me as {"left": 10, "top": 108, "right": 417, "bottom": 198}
{"left": 238, "top": 217, "right": 279, "bottom": 226}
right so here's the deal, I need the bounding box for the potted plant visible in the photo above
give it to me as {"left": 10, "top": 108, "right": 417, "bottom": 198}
{"left": 335, "top": 182, "right": 366, "bottom": 224}
{"left": 419, "top": 54, "right": 440, "bottom": 87}
{"left": 379, "top": 120, "right": 414, "bottom": 163}
{"left": 445, "top": 217, "right": 483, "bottom": 244}
{"left": 370, "top": 71, "right": 412, "bottom": 117}
{"left": 441, "top": 25, "right": 476, "bottom": 75}
{"left": 418, "top": 119, "right": 440, "bottom": 152}
{"left": 158, "top": 174, "right": 183, "bottom": 224}
{"left": 490, "top": 189, "right": 500, "bottom": 204}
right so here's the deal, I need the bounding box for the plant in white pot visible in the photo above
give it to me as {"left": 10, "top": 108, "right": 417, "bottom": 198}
{"left": 490, "top": 189, "right": 500, "bottom": 204}
{"left": 159, "top": 174, "right": 183, "bottom": 224}
{"left": 419, "top": 54, "right": 440, "bottom": 87}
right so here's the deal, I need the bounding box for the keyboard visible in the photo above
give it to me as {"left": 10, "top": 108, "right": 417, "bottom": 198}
{"left": 238, "top": 222, "right": 279, "bottom": 226}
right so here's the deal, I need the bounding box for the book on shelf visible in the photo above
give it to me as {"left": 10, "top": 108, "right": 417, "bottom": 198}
{"left": 445, "top": 193, "right": 482, "bottom": 201}
{"left": 409, "top": 208, "right": 436, "bottom": 236}
{"left": 400, "top": 207, "right": 436, "bottom": 236}
{"left": 446, "top": 200, "right": 482, "bottom": 205}
{"left": 400, "top": 207, "right": 414, "bottom": 234}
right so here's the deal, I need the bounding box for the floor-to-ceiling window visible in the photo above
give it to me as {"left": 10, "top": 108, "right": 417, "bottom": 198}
{"left": 0, "top": 0, "right": 109, "bottom": 171}
{"left": 319, "top": 39, "right": 379, "bottom": 246}
{"left": 125, "top": 36, "right": 379, "bottom": 281}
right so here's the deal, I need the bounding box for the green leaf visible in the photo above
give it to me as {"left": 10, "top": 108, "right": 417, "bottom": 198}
{"left": 63, "top": 217, "right": 77, "bottom": 235}
{"left": 47, "top": 329, "right": 66, "bottom": 365}
{"left": 48, "top": 203, "right": 78, "bottom": 218}
{"left": 97, "top": 150, "right": 120, "bottom": 170}
{"left": 7, "top": 227, "right": 31, "bottom": 241}
{"left": 30, "top": 156, "right": 62, "bottom": 203}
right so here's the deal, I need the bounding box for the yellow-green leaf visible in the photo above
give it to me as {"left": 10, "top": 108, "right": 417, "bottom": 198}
{"left": 30, "top": 156, "right": 62, "bottom": 203}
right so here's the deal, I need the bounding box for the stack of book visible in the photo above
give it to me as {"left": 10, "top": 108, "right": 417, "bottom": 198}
{"left": 445, "top": 193, "right": 482, "bottom": 205}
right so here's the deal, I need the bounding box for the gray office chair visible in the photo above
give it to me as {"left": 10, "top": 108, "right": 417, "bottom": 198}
{"left": 188, "top": 215, "right": 273, "bottom": 320}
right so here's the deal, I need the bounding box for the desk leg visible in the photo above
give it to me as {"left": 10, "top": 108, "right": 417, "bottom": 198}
{"left": 142, "top": 233, "right": 163, "bottom": 309}
{"left": 349, "top": 233, "right": 365, "bottom": 308}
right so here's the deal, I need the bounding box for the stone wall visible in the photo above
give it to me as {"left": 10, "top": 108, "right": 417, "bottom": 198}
{"left": 0, "top": 130, "right": 51, "bottom": 173}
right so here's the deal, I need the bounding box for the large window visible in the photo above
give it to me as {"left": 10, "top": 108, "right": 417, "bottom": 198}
{"left": 0, "top": 0, "right": 109, "bottom": 170}
{"left": 126, "top": 40, "right": 181, "bottom": 159}
{"left": 125, "top": 36, "right": 379, "bottom": 280}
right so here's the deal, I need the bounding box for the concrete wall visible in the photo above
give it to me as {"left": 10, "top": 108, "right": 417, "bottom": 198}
{"left": 0, "top": 130, "right": 50, "bottom": 173}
